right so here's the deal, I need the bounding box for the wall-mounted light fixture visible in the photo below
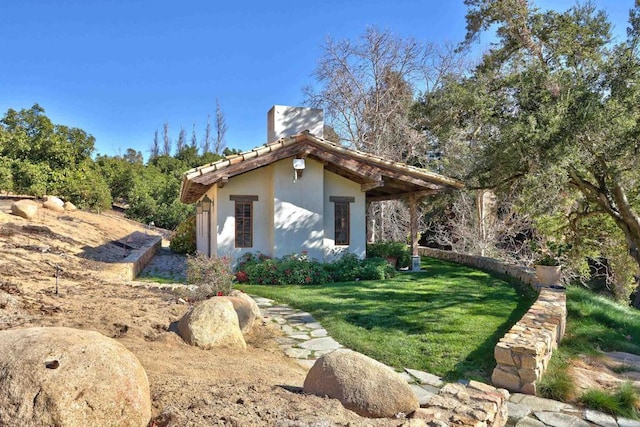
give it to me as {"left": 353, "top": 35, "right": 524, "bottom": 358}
{"left": 202, "top": 195, "right": 212, "bottom": 212}
{"left": 293, "top": 158, "right": 305, "bottom": 182}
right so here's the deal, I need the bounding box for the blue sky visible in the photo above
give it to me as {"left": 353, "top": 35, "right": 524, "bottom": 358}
{"left": 0, "top": 1, "right": 634, "bottom": 159}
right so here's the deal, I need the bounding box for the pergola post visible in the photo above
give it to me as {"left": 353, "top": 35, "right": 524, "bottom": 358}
{"left": 409, "top": 193, "right": 421, "bottom": 271}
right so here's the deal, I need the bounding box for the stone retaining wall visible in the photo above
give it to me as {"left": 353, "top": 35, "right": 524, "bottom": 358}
{"left": 417, "top": 247, "right": 566, "bottom": 395}
{"left": 417, "top": 247, "right": 536, "bottom": 288}
{"left": 104, "top": 236, "right": 162, "bottom": 281}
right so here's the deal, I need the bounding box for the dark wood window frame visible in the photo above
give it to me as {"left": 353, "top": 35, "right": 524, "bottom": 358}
{"left": 230, "top": 195, "right": 258, "bottom": 248}
{"left": 330, "top": 196, "right": 354, "bottom": 246}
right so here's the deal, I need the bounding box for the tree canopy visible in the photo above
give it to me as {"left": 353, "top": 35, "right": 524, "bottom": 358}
{"left": 0, "top": 104, "right": 227, "bottom": 230}
{"left": 414, "top": 0, "right": 640, "bottom": 302}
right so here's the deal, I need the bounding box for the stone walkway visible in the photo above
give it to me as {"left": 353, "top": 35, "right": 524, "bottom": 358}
{"left": 133, "top": 248, "right": 640, "bottom": 427}
{"left": 255, "top": 295, "right": 640, "bottom": 427}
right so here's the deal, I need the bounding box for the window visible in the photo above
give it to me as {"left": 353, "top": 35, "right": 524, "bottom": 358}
{"left": 330, "top": 196, "right": 354, "bottom": 246}
{"left": 235, "top": 202, "right": 252, "bottom": 247}
{"left": 334, "top": 201, "right": 350, "bottom": 246}
{"left": 230, "top": 195, "right": 258, "bottom": 248}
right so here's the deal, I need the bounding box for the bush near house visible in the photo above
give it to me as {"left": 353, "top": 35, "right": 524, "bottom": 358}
{"left": 186, "top": 253, "right": 233, "bottom": 299}
{"left": 170, "top": 215, "right": 196, "bottom": 254}
{"left": 235, "top": 252, "right": 396, "bottom": 286}
{"left": 366, "top": 241, "right": 411, "bottom": 269}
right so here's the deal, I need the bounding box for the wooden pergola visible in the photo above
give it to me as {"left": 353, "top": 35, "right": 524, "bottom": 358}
{"left": 180, "top": 131, "right": 464, "bottom": 269}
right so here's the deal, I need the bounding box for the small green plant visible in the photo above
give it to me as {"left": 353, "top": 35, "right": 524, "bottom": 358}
{"left": 170, "top": 215, "right": 196, "bottom": 254}
{"left": 186, "top": 253, "right": 233, "bottom": 299}
{"left": 532, "top": 240, "right": 571, "bottom": 266}
{"left": 579, "top": 382, "right": 639, "bottom": 419}
{"left": 366, "top": 241, "right": 411, "bottom": 269}
{"left": 537, "top": 351, "right": 576, "bottom": 401}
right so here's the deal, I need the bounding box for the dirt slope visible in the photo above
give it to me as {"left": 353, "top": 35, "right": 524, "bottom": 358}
{"left": 0, "top": 201, "right": 392, "bottom": 426}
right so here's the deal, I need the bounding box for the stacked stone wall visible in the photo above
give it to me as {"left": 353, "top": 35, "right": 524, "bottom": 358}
{"left": 104, "top": 236, "right": 162, "bottom": 281}
{"left": 417, "top": 247, "right": 566, "bottom": 395}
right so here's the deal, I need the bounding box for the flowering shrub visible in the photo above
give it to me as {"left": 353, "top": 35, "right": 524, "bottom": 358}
{"left": 235, "top": 252, "right": 394, "bottom": 285}
{"left": 186, "top": 253, "right": 233, "bottom": 299}
{"left": 240, "top": 252, "right": 331, "bottom": 285}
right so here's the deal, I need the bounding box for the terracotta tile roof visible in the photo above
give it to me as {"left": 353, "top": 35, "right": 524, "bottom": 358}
{"left": 180, "top": 132, "right": 463, "bottom": 203}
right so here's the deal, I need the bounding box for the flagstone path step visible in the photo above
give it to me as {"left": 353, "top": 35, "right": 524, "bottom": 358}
{"left": 254, "top": 295, "right": 640, "bottom": 427}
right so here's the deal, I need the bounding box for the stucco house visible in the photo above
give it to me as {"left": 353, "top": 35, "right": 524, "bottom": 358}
{"left": 179, "top": 106, "right": 463, "bottom": 268}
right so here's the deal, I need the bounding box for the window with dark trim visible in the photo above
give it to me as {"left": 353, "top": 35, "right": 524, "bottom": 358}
{"left": 230, "top": 195, "right": 258, "bottom": 248}
{"left": 334, "top": 201, "right": 350, "bottom": 246}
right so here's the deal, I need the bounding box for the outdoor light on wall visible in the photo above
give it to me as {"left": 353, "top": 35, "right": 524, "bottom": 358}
{"left": 196, "top": 200, "right": 203, "bottom": 214}
{"left": 201, "top": 195, "right": 212, "bottom": 212}
{"left": 293, "top": 158, "right": 305, "bottom": 182}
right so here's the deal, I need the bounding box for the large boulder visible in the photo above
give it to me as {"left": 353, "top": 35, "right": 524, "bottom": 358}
{"left": 177, "top": 298, "right": 246, "bottom": 350}
{"left": 10, "top": 199, "right": 38, "bottom": 219}
{"left": 64, "top": 201, "right": 77, "bottom": 211}
{"left": 43, "top": 200, "right": 65, "bottom": 213}
{"left": 226, "top": 290, "right": 262, "bottom": 333}
{"left": 0, "top": 327, "right": 151, "bottom": 427}
{"left": 303, "top": 349, "right": 419, "bottom": 418}
{"left": 43, "top": 195, "right": 64, "bottom": 208}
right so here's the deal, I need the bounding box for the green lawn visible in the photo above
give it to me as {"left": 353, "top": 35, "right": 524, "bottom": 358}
{"left": 239, "top": 256, "right": 535, "bottom": 382}
{"left": 563, "top": 286, "right": 640, "bottom": 356}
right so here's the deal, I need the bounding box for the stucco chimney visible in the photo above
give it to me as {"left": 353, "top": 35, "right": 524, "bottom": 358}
{"left": 267, "top": 105, "right": 324, "bottom": 142}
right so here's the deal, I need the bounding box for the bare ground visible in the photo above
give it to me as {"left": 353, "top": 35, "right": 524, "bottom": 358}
{"left": 0, "top": 202, "right": 394, "bottom": 426}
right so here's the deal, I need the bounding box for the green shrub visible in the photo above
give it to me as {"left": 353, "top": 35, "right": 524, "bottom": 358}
{"left": 186, "top": 253, "right": 233, "bottom": 299}
{"left": 359, "top": 257, "right": 396, "bottom": 280}
{"left": 367, "top": 241, "right": 411, "bottom": 269}
{"left": 537, "top": 351, "right": 575, "bottom": 402}
{"left": 326, "top": 253, "right": 395, "bottom": 281}
{"left": 579, "top": 382, "right": 639, "bottom": 419}
{"left": 170, "top": 215, "right": 196, "bottom": 254}
{"left": 241, "top": 252, "right": 331, "bottom": 286}
{"left": 236, "top": 252, "right": 395, "bottom": 285}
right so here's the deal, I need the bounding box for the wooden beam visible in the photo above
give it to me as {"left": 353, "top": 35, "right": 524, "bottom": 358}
{"left": 305, "top": 146, "right": 382, "bottom": 180}
{"left": 366, "top": 189, "right": 438, "bottom": 203}
{"left": 360, "top": 177, "right": 384, "bottom": 192}
{"left": 409, "top": 193, "right": 419, "bottom": 258}
{"left": 217, "top": 176, "right": 228, "bottom": 188}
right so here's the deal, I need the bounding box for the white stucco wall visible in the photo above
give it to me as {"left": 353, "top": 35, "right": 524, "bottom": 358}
{"left": 215, "top": 166, "right": 274, "bottom": 260}
{"left": 273, "top": 157, "right": 324, "bottom": 260}
{"left": 197, "top": 155, "right": 366, "bottom": 264}
{"left": 323, "top": 170, "right": 366, "bottom": 262}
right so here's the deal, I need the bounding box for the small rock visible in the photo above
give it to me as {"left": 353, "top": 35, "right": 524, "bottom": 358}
{"left": 534, "top": 411, "right": 590, "bottom": 427}
{"left": 298, "top": 337, "right": 342, "bottom": 352}
{"left": 404, "top": 368, "right": 444, "bottom": 387}
{"left": 618, "top": 417, "right": 640, "bottom": 427}
{"left": 410, "top": 384, "right": 435, "bottom": 406}
{"left": 507, "top": 401, "right": 531, "bottom": 422}
{"left": 584, "top": 409, "right": 617, "bottom": 427}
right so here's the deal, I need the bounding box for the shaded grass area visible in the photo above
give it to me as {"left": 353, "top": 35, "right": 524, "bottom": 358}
{"left": 562, "top": 286, "right": 640, "bottom": 356}
{"left": 538, "top": 286, "right": 640, "bottom": 418}
{"left": 240, "top": 257, "right": 535, "bottom": 382}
